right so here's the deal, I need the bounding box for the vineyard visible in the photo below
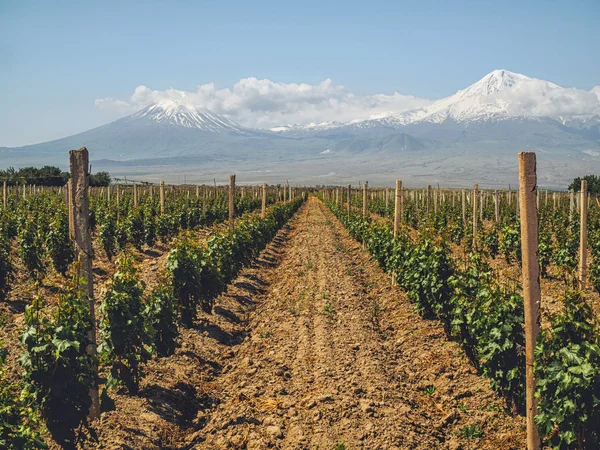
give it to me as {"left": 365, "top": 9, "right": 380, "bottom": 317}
{"left": 0, "top": 148, "right": 599, "bottom": 449}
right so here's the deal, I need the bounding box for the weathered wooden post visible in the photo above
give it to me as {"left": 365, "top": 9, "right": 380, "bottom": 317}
{"left": 261, "top": 183, "right": 267, "bottom": 218}
{"left": 159, "top": 181, "right": 165, "bottom": 214}
{"left": 69, "top": 147, "right": 100, "bottom": 421}
{"left": 392, "top": 180, "right": 402, "bottom": 286}
{"left": 426, "top": 185, "right": 431, "bottom": 213}
{"left": 133, "top": 183, "right": 138, "bottom": 208}
{"left": 462, "top": 190, "right": 466, "bottom": 225}
{"left": 229, "top": 174, "right": 236, "bottom": 231}
{"left": 569, "top": 189, "right": 574, "bottom": 223}
{"left": 494, "top": 190, "right": 500, "bottom": 223}
{"left": 472, "top": 184, "right": 479, "bottom": 249}
{"left": 347, "top": 184, "right": 351, "bottom": 217}
{"left": 579, "top": 180, "right": 588, "bottom": 289}
{"left": 363, "top": 181, "right": 368, "bottom": 218}
{"left": 517, "top": 152, "right": 541, "bottom": 450}
{"left": 67, "top": 179, "right": 75, "bottom": 238}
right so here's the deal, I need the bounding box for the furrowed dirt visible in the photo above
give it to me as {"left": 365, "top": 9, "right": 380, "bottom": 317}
{"left": 192, "top": 197, "right": 525, "bottom": 449}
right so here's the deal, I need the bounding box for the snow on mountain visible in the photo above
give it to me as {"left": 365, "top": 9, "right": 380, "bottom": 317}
{"left": 132, "top": 100, "right": 247, "bottom": 133}
{"left": 271, "top": 70, "right": 600, "bottom": 134}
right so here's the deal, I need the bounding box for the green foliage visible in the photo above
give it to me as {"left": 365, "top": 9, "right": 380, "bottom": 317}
{"left": 0, "top": 341, "right": 47, "bottom": 449}
{"left": 0, "top": 234, "right": 13, "bottom": 301}
{"left": 88, "top": 171, "right": 111, "bottom": 187}
{"left": 144, "top": 282, "right": 179, "bottom": 356}
{"left": 46, "top": 212, "right": 74, "bottom": 275}
{"left": 99, "top": 213, "right": 117, "bottom": 260}
{"left": 0, "top": 166, "right": 68, "bottom": 187}
{"left": 535, "top": 292, "right": 600, "bottom": 449}
{"left": 99, "top": 255, "right": 150, "bottom": 395}
{"left": 19, "top": 287, "right": 95, "bottom": 449}
{"left": 499, "top": 220, "right": 521, "bottom": 264}
{"left": 18, "top": 217, "right": 45, "bottom": 278}
{"left": 569, "top": 175, "right": 600, "bottom": 194}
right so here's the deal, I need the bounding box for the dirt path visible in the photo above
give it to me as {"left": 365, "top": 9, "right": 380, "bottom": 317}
{"left": 195, "top": 198, "right": 525, "bottom": 449}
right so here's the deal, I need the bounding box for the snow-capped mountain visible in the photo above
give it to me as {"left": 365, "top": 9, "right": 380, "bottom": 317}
{"left": 272, "top": 70, "right": 600, "bottom": 135}
{"left": 1, "top": 69, "right": 598, "bottom": 187}
{"left": 131, "top": 101, "right": 248, "bottom": 133}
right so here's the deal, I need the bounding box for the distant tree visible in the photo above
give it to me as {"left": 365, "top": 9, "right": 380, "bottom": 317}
{"left": 0, "top": 166, "right": 68, "bottom": 186}
{"left": 569, "top": 175, "right": 600, "bottom": 194}
{"left": 89, "top": 171, "right": 111, "bottom": 187}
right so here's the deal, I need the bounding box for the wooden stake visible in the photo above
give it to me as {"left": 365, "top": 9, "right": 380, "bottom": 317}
{"left": 494, "top": 190, "right": 499, "bottom": 223}
{"left": 569, "top": 189, "right": 574, "bottom": 223}
{"left": 363, "top": 181, "right": 368, "bottom": 218}
{"left": 518, "top": 152, "right": 541, "bottom": 450}
{"left": 261, "top": 183, "right": 267, "bottom": 218}
{"left": 159, "top": 181, "right": 165, "bottom": 214}
{"left": 2, "top": 181, "right": 6, "bottom": 209}
{"left": 579, "top": 180, "right": 588, "bottom": 289}
{"left": 347, "top": 184, "right": 351, "bottom": 217}
{"left": 462, "top": 190, "right": 466, "bottom": 225}
{"left": 69, "top": 147, "right": 100, "bottom": 421}
{"left": 229, "top": 174, "right": 235, "bottom": 231}
{"left": 472, "top": 184, "right": 478, "bottom": 249}
{"left": 133, "top": 183, "right": 138, "bottom": 208}
{"left": 394, "top": 180, "right": 402, "bottom": 238}
{"left": 67, "top": 179, "right": 74, "bottom": 238}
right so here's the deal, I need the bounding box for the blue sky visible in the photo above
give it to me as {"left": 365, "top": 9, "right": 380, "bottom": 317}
{"left": 1, "top": 0, "right": 599, "bottom": 146}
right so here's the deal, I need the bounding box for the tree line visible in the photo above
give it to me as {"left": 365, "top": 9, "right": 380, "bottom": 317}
{"left": 0, "top": 166, "right": 111, "bottom": 187}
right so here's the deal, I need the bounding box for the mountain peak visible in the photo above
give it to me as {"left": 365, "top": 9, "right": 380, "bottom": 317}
{"left": 464, "top": 69, "right": 531, "bottom": 96}
{"left": 131, "top": 101, "right": 245, "bottom": 133}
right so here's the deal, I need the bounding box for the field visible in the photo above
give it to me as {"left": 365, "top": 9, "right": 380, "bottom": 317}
{"left": 1, "top": 155, "right": 600, "bottom": 449}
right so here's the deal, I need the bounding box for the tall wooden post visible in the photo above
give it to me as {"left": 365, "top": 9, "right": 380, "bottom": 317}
{"left": 347, "top": 184, "right": 351, "bottom": 217}
{"left": 426, "top": 185, "right": 431, "bottom": 213}
{"left": 517, "top": 152, "right": 541, "bottom": 450}
{"left": 69, "top": 147, "right": 100, "bottom": 420}
{"left": 472, "top": 184, "right": 479, "bottom": 249}
{"left": 261, "top": 183, "right": 267, "bottom": 218}
{"left": 569, "top": 189, "right": 574, "bottom": 223}
{"left": 67, "top": 179, "right": 75, "bottom": 238}
{"left": 579, "top": 180, "right": 588, "bottom": 289}
{"left": 195, "top": 185, "right": 199, "bottom": 199}
{"left": 159, "top": 181, "right": 165, "bottom": 214}
{"left": 462, "top": 190, "right": 466, "bottom": 225}
{"left": 362, "top": 181, "right": 368, "bottom": 218}
{"left": 133, "top": 183, "right": 138, "bottom": 208}
{"left": 202, "top": 186, "right": 207, "bottom": 216}
{"left": 229, "top": 174, "right": 236, "bottom": 231}
{"left": 494, "top": 190, "right": 500, "bottom": 223}
{"left": 394, "top": 180, "right": 402, "bottom": 238}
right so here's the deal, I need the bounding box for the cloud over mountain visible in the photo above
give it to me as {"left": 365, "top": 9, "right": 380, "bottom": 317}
{"left": 95, "top": 77, "right": 431, "bottom": 128}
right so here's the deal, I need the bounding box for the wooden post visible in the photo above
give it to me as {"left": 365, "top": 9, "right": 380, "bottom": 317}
{"left": 261, "top": 183, "right": 267, "bottom": 218}
{"left": 569, "top": 189, "right": 574, "bottom": 223}
{"left": 133, "top": 183, "right": 138, "bottom": 208}
{"left": 472, "top": 184, "right": 478, "bottom": 249}
{"left": 462, "top": 190, "right": 466, "bottom": 225}
{"left": 195, "top": 185, "right": 199, "bottom": 199}
{"left": 202, "top": 186, "right": 207, "bottom": 215}
{"left": 67, "top": 179, "right": 75, "bottom": 238}
{"left": 394, "top": 180, "right": 402, "bottom": 238}
{"left": 579, "top": 180, "right": 588, "bottom": 289}
{"left": 2, "top": 181, "right": 6, "bottom": 209}
{"left": 347, "top": 184, "right": 351, "bottom": 217}
{"left": 362, "top": 181, "right": 368, "bottom": 218}
{"left": 229, "top": 174, "right": 235, "bottom": 231}
{"left": 494, "top": 190, "right": 500, "bottom": 223}
{"left": 159, "top": 181, "right": 165, "bottom": 214}
{"left": 69, "top": 147, "right": 100, "bottom": 421}
{"left": 426, "top": 185, "right": 431, "bottom": 213}
{"left": 517, "top": 152, "right": 541, "bottom": 450}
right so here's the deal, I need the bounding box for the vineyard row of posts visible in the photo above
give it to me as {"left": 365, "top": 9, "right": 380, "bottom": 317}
{"left": 317, "top": 152, "right": 600, "bottom": 450}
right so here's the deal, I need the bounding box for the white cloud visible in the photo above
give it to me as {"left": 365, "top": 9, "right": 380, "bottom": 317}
{"left": 497, "top": 80, "right": 600, "bottom": 118}
{"left": 95, "top": 77, "right": 431, "bottom": 128}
